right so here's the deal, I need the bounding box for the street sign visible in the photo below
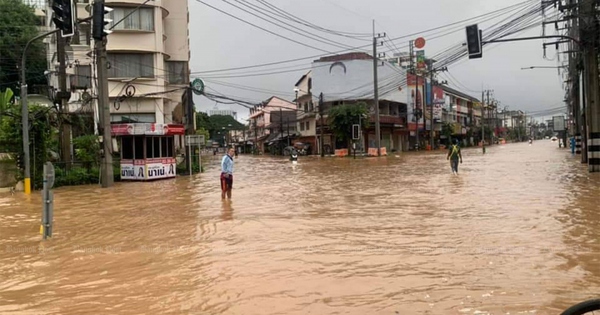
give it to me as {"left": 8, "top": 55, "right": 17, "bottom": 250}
{"left": 185, "top": 135, "right": 205, "bottom": 146}
{"left": 192, "top": 79, "right": 204, "bottom": 95}
{"left": 415, "top": 37, "right": 426, "bottom": 49}
{"left": 553, "top": 116, "right": 565, "bottom": 131}
{"left": 44, "top": 162, "right": 55, "bottom": 189}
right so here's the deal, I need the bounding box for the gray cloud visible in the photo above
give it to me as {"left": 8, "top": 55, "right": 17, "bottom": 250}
{"left": 189, "top": 0, "right": 565, "bottom": 122}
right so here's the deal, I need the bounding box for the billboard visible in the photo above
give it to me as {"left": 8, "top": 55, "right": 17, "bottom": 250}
{"left": 310, "top": 59, "right": 407, "bottom": 103}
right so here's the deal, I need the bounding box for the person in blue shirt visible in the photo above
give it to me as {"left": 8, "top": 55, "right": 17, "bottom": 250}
{"left": 221, "top": 147, "right": 235, "bottom": 199}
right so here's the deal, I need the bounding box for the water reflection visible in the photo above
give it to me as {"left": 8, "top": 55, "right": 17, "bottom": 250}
{"left": 221, "top": 200, "right": 234, "bottom": 221}
{"left": 1, "top": 141, "right": 599, "bottom": 314}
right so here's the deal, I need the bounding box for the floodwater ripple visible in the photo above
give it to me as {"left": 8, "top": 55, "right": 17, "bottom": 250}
{"left": 1, "top": 141, "right": 600, "bottom": 314}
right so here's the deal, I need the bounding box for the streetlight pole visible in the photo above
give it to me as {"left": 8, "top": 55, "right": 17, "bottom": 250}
{"left": 20, "top": 29, "right": 59, "bottom": 194}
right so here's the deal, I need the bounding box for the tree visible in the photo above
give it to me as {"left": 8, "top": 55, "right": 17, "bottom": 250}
{"left": 0, "top": 88, "right": 14, "bottom": 134}
{"left": 0, "top": 0, "right": 48, "bottom": 95}
{"left": 195, "top": 127, "right": 210, "bottom": 145}
{"left": 0, "top": 101, "right": 54, "bottom": 189}
{"left": 441, "top": 122, "right": 454, "bottom": 145}
{"left": 327, "top": 102, "right": 369, "bottom": 149}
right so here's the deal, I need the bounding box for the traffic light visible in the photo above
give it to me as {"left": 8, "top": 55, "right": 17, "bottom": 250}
{"left": 51, "top": 0, "right": 75, "bottom": 38}
{"left": 466, "top": 24, "right": 482, "bottom": 59}
{"left": 15, "top": 154, "right": 23, "bottom": 170}
{"left": 352, "top": 124, "right": 360, "bottom": 140}
{"left": 92, "top": 0, "right": 113, "bottom": 41}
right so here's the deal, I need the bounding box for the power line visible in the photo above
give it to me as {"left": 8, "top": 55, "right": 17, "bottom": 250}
{"left": 192, "top": 0, "right": 538, "bottom": 75}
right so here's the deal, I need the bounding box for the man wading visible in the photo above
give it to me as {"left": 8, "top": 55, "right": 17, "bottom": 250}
{"left": 221, "top": 147, "right": 235, "bottom": 199}
{"left": 446, "top": 139, "right": 463, "bottom": 175}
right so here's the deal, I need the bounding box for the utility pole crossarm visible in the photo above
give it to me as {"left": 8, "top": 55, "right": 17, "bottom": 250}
{"left": 483, "top": 35, "right": 581, "bottom": 45}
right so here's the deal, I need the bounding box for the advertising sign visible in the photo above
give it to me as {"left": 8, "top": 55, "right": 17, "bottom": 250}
{"left": 416, "top": 50, "right": 426, "bottom": 69}
{"left": 111, "top": 123, "right": 185, "bottom": 136}
{"left": 553, "top": 116, "right": 565, "bottom": 132}
{"left": 146, "top": 158, "right": 177, "bottom": 180}
{"left": 120, "top": 163, "right": 136, "bottom": 180}
{"left": 120, "top": 159, "right": 146, "bottom": 180}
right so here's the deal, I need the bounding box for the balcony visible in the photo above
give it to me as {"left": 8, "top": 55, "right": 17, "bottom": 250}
{"left": 372, "top": 115, "right": 407, "bottom": 126}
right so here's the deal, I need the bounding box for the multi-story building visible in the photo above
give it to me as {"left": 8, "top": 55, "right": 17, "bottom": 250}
{"left": 310, "top": 52, "right": 409, "bottom": 153}
{"left": 43, "top": 0, "right": 190, "bottom": 140}
{"left": 247, "top": 96, "right": 296, "bottom": 153}
{"left": 293, "top": 71, "right": 317, "bottom": 154}
{"left": 440, "top": 85, "right": 481, "bottom": 143}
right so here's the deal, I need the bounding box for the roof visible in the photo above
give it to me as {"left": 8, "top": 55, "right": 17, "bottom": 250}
{"left": 294, "top": 70, "right": 312, "bottom": 87}
{"left": 314, "top": 52, "right": 374, "bottom": 63}
{"left": 440, "top": 85, "right": 480, "bottom": 103}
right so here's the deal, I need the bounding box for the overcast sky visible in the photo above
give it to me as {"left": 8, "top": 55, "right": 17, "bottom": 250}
{"left": 188, "top": 0, "right": 567, "bottom": 122}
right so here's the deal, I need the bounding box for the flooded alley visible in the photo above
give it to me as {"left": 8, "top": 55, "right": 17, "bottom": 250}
{"left": 1, "top": 141, "right": 600, "bottom": 314}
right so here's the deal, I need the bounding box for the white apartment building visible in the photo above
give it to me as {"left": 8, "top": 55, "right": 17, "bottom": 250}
{"left": 42, "top": 0, "right": 190, "bottom": 130}
{"left": 209, "top": 109, "right": 237, "bottom": 120}
{"left": 293, "top": 71, "right": 317, "bottom": 153}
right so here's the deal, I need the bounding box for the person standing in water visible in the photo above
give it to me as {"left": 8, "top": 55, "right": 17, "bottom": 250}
{"left": 221, "top": 147, "right": 235, "bottom": 199}
{"left": 446, "top": 139, "right": 463, "bottom": 175}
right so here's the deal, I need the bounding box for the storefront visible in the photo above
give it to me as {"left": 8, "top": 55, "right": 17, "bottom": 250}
{"left": 111, "top": 123, "right": 185, "bottom": 181}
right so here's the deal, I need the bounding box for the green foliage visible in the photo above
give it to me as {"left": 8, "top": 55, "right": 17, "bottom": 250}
{"left": 0, "top": 0, "right": 48, "bottom": 94}
{"left": 327, "top": 102, "right": 369, "bottom": 148}
{"left": 72, "top": 135, "right": 100, "bottom": 170}
{"left": 176, "top": 160, "right": 204, "bottom": 175}
{"left": 441, "top": 123, "right": 453, "bottom": 139}
{"left": 54, "top": 167, "right": 99, "bottom": 187}
{"left": 195, "top": 127, "right": 210, "bottom": 144}
{"left": 0, "top": 101, "right": 52, "bottom": 189}
{"left": 0, "top": 88, "right": 14, "bottom": 128}
{"left": 196, "top": 113, "right": 246, "bottom": 140}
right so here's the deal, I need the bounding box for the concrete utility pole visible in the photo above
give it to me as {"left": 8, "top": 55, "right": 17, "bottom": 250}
{"left": 429, "top": 61, "right": 434, "bottom": 150}
{"left": 481, "top": 90, "right": 485, "bottom": 152}
{"left": 96, "top": 36, "right": 113, "bottom": 187}
{"left": 372, "top": 20, "right": 384, "bottom": 156}
{"left": 580, "top": 0, "right": 600, "bottom": 172}
{"left": 57, "top": 35, "right": 71, "bottom": 168}
{"left": 319, "top": 93, "right": 325, "bottom": 157}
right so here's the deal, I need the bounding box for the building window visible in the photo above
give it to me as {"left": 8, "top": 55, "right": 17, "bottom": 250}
{"left": 305, "top": 121, "right": 310, "bottom": 130}
{"left": 70, "top": 65, "right": 92, "bottom": 90}
{"left": 300, "top": 122, "right": 304, "bottom": 131}
{"left": 110, "top": 113, "right": 156, "bottom": 123}
{"left": 107, "top": 53, "right": 154, "bottom": 78}
{"left": 109, "top": 7, "right": 154, "bottom": 31}
{"left": 72, "top": 23, "right": 90, "bottom": 45}
{"left": 166, "top": 61, "right": 189, "bottom": 84}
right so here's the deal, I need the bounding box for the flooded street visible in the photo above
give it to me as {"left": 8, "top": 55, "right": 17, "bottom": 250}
{"left": 1, "top": 141, "right": 600, "bottom": 314}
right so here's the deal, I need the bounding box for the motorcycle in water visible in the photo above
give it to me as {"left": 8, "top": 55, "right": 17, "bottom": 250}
{"left": 290, "top": 149, "right": 298, "bottom": 165}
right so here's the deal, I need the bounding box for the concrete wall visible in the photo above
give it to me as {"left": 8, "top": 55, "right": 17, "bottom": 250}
{"left": 0, "top": 154, "right": 16, "bottom": 189}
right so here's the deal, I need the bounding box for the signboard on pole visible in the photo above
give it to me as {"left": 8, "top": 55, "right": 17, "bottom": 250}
{"left": 553, "top": 116, "right": 565, "bottom": 132}
{"left": 416, "top": 50, "right": 426, "bottom": 69}
{"left": 192, "top": 78, "right": 204, "bottom": 95}
{"left": 185, "top": 135, "right": 205, "bottom": 146}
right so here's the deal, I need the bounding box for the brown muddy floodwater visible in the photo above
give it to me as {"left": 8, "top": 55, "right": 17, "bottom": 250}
{"left": 1, "top": 140, "right": 600, "bottom": 315}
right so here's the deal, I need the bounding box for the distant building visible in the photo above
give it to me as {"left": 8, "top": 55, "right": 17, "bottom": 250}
{"left": 209, "top": 109, "right": 237, "bottom": 120}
